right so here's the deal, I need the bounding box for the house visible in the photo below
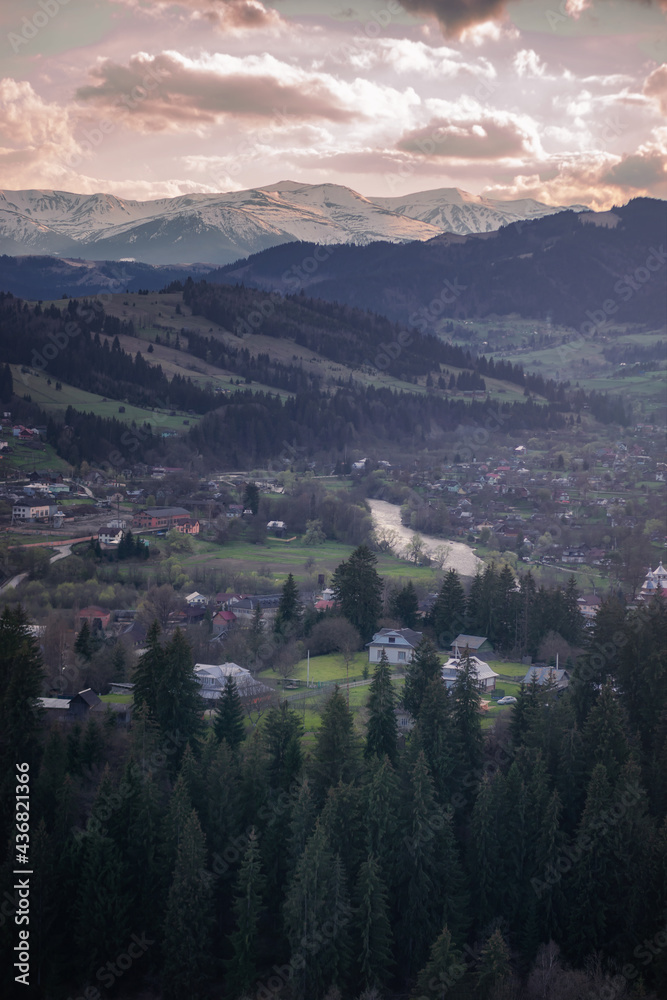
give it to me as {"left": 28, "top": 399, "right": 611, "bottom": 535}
{"left": 132, "top": 506, "right": 192, "bottom": 531}
{"left": 79, "top": 606, "right": 112, "bottom": 630}
{"left": 267, "top": 520, "right": 286, "bottom": 536}
{"left": 366, "top": 628, "right": 423, "bottom": 665}
{"left": 118, "top": 620, "right": 148, "bottom": 648}
{"left": 233, "top": 596, "right": 281, "bottom": 619}
{"left": 442, "top": 655, "right": 499, "bottom": 692}
{"left": 561, "top": 547, "right": 588, "bottom": 564}
{"left": 194, "top": 663, "right": 273, "bottom": 706}
{"left": 450, "top": 635, "right": 495, "bottom": 658}
{"left": 185, "top": 592, "right": 208, "bottom": 607}
{"left": 212, "top": 609, "right": 237, "bottom": 628}
{"left": 12, "top": 501, "right": 58, "bottom": 523}
{"left": 175, "top": 519, "right": 200, "bottom": 535}
{"left": 394, "top": 707, "right": 415, "bottom": 731}
{"left": 226, "top": 504, "right": 244, "bottom": 518}
{"left": 99, "top": 527, "right": 124, "bottom": 546}
{"left": 577, "top": 594, "right": 602, "bottom": 620}
{"left": 523, "top": 664, "right": 571, "bottom": 692}
{"left": 68, "top": 688, "right": 105, "bottom": 719}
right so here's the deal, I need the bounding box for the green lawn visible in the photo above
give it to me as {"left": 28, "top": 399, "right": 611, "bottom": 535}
{"left": 267, "top": 651, "right": 370, "bottom": 684}
{"left": 490, "top": 661, "right": 528, "bottom": 678}
{"left": 10, "top": 364, "right": 199, "bottom": 433}
{"left": 100, "top": 694, "right": 133, "bottom": 703}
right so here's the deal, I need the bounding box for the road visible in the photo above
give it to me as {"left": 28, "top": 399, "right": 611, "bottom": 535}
{"left": 0, "top": 544, "right": 74, "bottom": 595}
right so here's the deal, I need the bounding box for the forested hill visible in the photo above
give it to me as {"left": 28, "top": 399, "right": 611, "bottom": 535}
{"left": 211, "top": 198, "right": 667, "bottom": 331}
{"left": 3, "top": 284, "right": 630, "bottom": 469}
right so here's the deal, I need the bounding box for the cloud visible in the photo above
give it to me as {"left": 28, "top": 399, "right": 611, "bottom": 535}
{"left": 644, "top": 64, "right": 667, "bottom": 116}
{"left": 0, "top": 78, "right": 81, "bottom": 187}
{"left": 482, "top": 134, "right": 667, "bottom": 209}
{"left": 399, "top": 0, "right": 509, "bottom": 38}
{"left": 514, "top": 49, "right": 546, "bottom": 78}
{"left": 397, "top": 113, "right": 539, "bottom": 159}
{"left": 75, "top": 51, "right": 358, "bottom": 130}
{"left": 400, "top": 0, "right": 667, "bottom": 38}
{"left": 109, "top": 0, "right": 286, "bottom": 32}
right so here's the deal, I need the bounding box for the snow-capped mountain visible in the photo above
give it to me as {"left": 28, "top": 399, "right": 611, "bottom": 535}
{"left": 372, "top": 186, "right": 587, "bottom": 235}
{"left": 0, "top": 183, "right": 585, "bottom": 265}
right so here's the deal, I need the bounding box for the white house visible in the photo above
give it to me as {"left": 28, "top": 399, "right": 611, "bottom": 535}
{"left": 366, "top": 628, "right": 423, "bottom": 665}
{"left": 12, "top": 501, "right": 58, "bottom": 523}
{"left": 194, "top": 663, "right": 272, "bottom": 703}
{"left": 186, "top": 591, "right": 208, "bottom": 607}
{"left": 99, "top": 527, "right": 124, "bottom": 546}
{"left": 442, "top": 654, "right": 499, "bottom": 692}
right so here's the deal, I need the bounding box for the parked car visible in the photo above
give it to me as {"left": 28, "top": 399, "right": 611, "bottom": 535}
{"left": 497, "top": 695, "right": 517, "bottom": 705}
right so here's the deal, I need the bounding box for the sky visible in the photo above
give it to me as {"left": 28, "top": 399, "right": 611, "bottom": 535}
{"left": 1, "top": 0, "right": 666, "bottom": 208}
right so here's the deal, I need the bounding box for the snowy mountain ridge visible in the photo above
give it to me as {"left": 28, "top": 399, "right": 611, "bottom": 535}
{"left": 0, "top": 182, "right": 586, "bottom": 266}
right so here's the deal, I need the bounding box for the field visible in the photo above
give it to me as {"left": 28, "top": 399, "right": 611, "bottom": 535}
{"left": 152, "top": 535, "right": 443, "bottom": 587}
{"left": 10, "top": 364, "right": 199, "bottom": 433}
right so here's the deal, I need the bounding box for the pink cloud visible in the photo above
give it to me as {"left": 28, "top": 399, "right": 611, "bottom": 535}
{"left": 75, "top": 52, "right": 357, "bottom": 130}
{"left": 644, "top": 64, "right": 667, "bottom": 116}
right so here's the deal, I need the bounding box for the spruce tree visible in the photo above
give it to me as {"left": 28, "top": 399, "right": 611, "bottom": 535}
{"left": 416, "top": 675, "right": 457, "bottom": 806}
{"left": 353, "top": 854, "right": 394, "bottom": 991}
{"left": 582, "top": 680, "right": 630, "bottom": 783}
{"left": 274, "top": 573, "right": 303, "bottom": 637}
{"left": 132, "top": 620, "right": 163, "bottom": 720}
{"left": 74, "top": 830, "right": 131, "bottom": 980}
{"left": 476, "top": 928, "right": 512, "bottom": 998}
{"left": 162, "top": 810, "right": 213, "bottom": 1000}
{"left": 74, "top": 619, "right": 93, "bottom": 661}
{"left": 262, "top": 700, "right": 303, "bottom": 789}
{"left": 310, "top": 685, "right": 360, "bottom": 801}
{"left": 389, "top": 580, "right": 420, "bottom": 629}
{"left": 331, "top": 544, "right": 383, "bottom": 642}
{"left": 451, "top": 651, "right": 483, "bottom": 785}
{"left": 428, "top": 568, "right": 466, "bottom": 647}
{"left": 365, "top": 648, "right": 398, "bottom": 764}
{"left": 404, "top": 638, "right": 442, "bottom": 718}
{"left": 397, "top": 751, "right": 448, "bottom": 976}
{"left": 155, "top": 628, "right": 203, "bottom": 758}
{"left": 213, "top": 676, "right": 246, "bottom": 750}
{"left": 283, "top": 822, "right": 351, "bottom": 1000}
{"left": 225, "top": 830, "right": 266, "bottom": 997}
{"left": 564, "top": 762, "right": 615, "bottom": 963}
{"left": 363, "top": 753, "right": 400, "bottom": 882}
{"left": 468, "top": 773, "right": 502, "bottom": 929}
{"left": 412, "top": 926, "right": 466, "bottom": 1000}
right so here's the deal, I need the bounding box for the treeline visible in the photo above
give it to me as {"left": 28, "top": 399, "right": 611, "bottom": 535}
{"left": 602, "top": 340, "right": 666, "bottom": 364}
{"left": 189, "top": 387, "right": 569, "bottom": 469}
{"left": 427, "top": 566, "right": 584, "bottom": 658}
{"left": 45, "top": 407, "right": 163, "bottom": 469}
{"left": 184, "top": 328, "right": 317, "bottom": 394}
{"left": 0, "top": 293, "right": 218, "bottom": 415}
{"left": 182, "top": 277, "right": 474, "bottom": 381}
{"left": 1, "top": 594, "right": 666, "bottom": 999}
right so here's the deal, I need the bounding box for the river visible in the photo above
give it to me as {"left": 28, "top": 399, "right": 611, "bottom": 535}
{"left": 367, "top": 498, "right": 482, "bottom": 578}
